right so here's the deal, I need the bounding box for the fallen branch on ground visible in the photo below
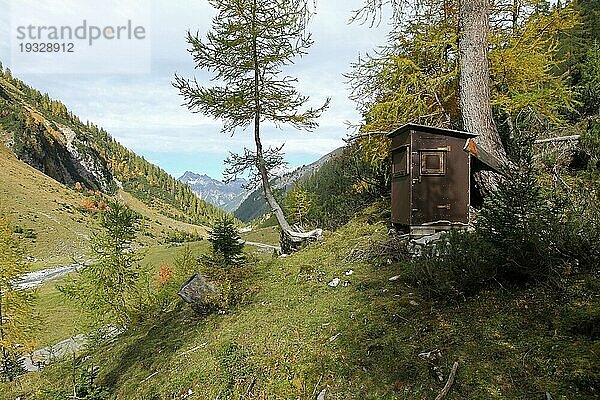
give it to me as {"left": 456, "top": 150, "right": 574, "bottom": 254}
{"left": 435, "top": 361, "right": 459, "bottom": 400}
{"left": 534, "top": 135, "right": 580, "bottom": 144}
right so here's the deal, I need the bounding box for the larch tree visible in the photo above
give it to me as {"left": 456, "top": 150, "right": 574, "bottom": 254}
{"left": 352, "top": 0, "right": 507, "bottom": 160}
{"left": 349, "top": 0, "right": 576, "bottom": 190}
{"left": 0, "top": 216, "right": 35, "bottom": 382}
{"left": 173, "top": 0, "right": 329, "bottom": 241}
{"left": 59, "top": 201, "right": 142, "bottom": 329}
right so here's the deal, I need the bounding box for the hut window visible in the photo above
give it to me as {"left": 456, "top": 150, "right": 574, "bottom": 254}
{"left": 393, "top": 146, "right": 409, "bottom": 176}
{"left": 420, "top": 151, "right": 446, "bottom": 175}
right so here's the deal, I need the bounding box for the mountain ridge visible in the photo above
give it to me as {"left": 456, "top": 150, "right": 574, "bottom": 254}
{"left": 178, "top": 171, "right": 249, "bottom": 212}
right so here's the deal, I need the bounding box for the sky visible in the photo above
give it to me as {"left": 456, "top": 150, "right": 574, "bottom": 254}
{"left": 0, "top": 0, "right": 391, "bottom": 180}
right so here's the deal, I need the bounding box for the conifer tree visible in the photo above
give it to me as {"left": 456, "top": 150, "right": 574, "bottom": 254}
{"left": 173, "top": 0, "right": 329, "bottom": 239}
{"left": 349, "top": 0, "right": 576, "bottom": 186}
{"left": 60, "top": 201, "right": 142, "bottom": 329}
{"left": 208, "top": 216, "right": 244, "bottom": 267}
{"left": 0, "top": 216, "right": 35, "bottom": 382}
{"left": 476, "top": 138, "right": 557, "bottom": 279}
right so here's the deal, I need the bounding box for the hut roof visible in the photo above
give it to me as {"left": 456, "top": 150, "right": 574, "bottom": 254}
{"left": 387, "top": 123, "right": 478, "bottom": 140}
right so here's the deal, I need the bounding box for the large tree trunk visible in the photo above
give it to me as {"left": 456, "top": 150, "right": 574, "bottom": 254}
{"left": 459, "top": 0, "right": 505, "bottom": 160}
{"left": 459, "top": 0, "right": 507, "bottom": 194}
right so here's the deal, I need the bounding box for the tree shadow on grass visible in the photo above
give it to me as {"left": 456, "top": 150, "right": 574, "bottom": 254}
{"left": 99, "top": 304, "right": 206, "bottom": 394}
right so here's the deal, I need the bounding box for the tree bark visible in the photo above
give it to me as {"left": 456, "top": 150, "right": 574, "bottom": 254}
{"left": 250, "top": 0, "right": 293, "bottom": 235}
{"left": 459, "top": 0, "right": 506, "bottom": 161}
{"left": 459, "top": 0, "right": 508, "bottom": 195}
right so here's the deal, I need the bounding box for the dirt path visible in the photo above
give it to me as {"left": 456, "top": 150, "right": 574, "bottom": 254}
{"left": 242, "top": 240, "right": 281, "bottom": 252}
{"left": 21, "top": 335, "right": 86, "bottom": 372}
{"left": 20, "top": 327, "right": 120, "bottom": 372}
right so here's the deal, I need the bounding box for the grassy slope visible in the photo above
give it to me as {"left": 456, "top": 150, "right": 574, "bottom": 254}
{"left": 118, "top": 190, "right": 208, "bottom": 243}
{"left": 29, "top": 240, "right": 211, "bottom": 349}
{"left": 0, "top": 142, "right": 208, "bottom": 271}
{"left": 0, "top": 143, "right": 95, "bottom": 269}
{"left": 239, "top": 225, "right": 280, "bottom": 246}
{"left": 4, "top": 213, "right": 597, "bottom": 399}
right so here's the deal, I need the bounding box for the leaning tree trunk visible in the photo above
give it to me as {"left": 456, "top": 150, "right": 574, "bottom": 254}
{"left": 250, "top": 9, "right": 321, "bottom": 252}
{"left": 459, "top": 0, "right": 507, "bottom": 193}
{"left": 253, "top": 119, "right": 293, "bottom": 234}
{"left": 250, "top": 7, "right": 291, "bottom": 235}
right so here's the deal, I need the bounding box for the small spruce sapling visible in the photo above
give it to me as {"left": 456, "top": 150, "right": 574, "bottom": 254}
{"left": 477, "top": 138, "right": 559, "bottom": 281}
{"left": 208, "top": 216, "right": 245, "bottom": 268}
{"left": 204, "top": 216, "right": 247, "bottom": 308}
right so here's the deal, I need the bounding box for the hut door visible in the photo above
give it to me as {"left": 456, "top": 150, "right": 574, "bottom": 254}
{"left": 391, "top": 145, "right": 411, "bottom": 225}
{"left": 412, "top": 139, "right": 451, "bottom": 224}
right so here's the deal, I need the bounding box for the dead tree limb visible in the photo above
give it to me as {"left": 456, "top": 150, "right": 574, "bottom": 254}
{"left": 534, "top": 135, "right": 580, "bottom": 144}
{"left": 435, "top": 361, "right": 459, "bottom": 400}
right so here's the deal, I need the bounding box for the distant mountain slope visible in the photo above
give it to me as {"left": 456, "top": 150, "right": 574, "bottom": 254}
{"left": 0, "top": 69, "right": 225, "bottom": 226}
{"left": 234, "top": 147, "right": 345, "bottom": 222}
{"left": 0, "top": 79, "right": 112, "bottom": 191}
{"left": 0, "top": 142, "right": 206, "bottom": 271}
{"left": 0, "top": 141, "right": 96, "bottom": 268}
{"left": 178, "top": 172, "right": 248, "bottom": 212}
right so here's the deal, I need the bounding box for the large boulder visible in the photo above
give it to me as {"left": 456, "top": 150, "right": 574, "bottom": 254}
{"left": 178, "top": 272, "right": 218, "bottom": 315}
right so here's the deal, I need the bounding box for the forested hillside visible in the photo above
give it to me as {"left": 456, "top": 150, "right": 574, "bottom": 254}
{"left": 234, "top": 147, "right": 344, "bottom": 222}
{"left": 0, "top": 69, "right": 225, "bottom": 226}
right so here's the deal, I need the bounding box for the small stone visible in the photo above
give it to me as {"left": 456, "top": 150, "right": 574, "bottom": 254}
{"left": 345, "top": 269, "right": 354, "bottom": 276}
{"left": 343, "top": 280, "right": 350, "bottom": 287}
{"left": 317, "top": 388, "right": 326, "bottom": 400}
{"left": 328, "top": 278, "right": 340, "bottom": 287}
{"left": 409, "top": 300, "right": 419, "bottom": 306}
{"left": 418, "top": 349, "right": 442, "bottom": 362}
{"left": 388, "top": 275, "right": 401, "bottom": 281}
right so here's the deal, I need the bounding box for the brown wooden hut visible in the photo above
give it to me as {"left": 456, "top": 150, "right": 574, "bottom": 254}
{"left": 388, "top": 124, "right": 480, "bottom": 234}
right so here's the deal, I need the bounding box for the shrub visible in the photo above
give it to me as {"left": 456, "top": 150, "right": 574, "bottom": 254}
{"left": 410, "top": 139, "right": 599, "bottom": 300}
{"left": 476, "top": 144, "right": 562, "bottom": 283}
{"left": 550, "top": 176, "right": 600, "bottom": 273}
{"left": 407, "top": 230, "right": 501, "bottom": 300}
{"left": 149, "top": 245, "right": 201, "bottom": 313}
{"left": 13, "top": 225, "right": 36, "bottom": 238}
{"left": 40, "top": 365, "right": 109, "bottom": 400}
